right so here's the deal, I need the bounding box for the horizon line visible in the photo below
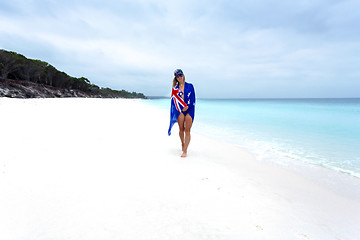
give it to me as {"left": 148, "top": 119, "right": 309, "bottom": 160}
{"left": 146, "top": 96, "right": 360, "bottom": 100}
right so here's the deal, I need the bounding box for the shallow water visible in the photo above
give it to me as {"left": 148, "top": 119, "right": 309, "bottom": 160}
{"left": 146, "top": 98, "right": 360, "bottom": 179}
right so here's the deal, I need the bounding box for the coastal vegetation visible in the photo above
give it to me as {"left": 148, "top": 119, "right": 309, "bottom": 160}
{"left": 0, "top": 49, "right": 146, "bottom": 98}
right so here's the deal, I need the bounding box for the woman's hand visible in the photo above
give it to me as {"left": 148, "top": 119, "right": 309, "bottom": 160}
{"left": 182, "top": 106, "right": 189, "bottom": 112}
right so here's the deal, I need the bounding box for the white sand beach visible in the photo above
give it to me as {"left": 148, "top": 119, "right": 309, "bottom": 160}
{"left": 1, "top": 98, "right": 360, "bottom": 240}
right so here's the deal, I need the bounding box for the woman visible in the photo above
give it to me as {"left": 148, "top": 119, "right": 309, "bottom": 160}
{"left": 168, "top": 69, "right": 196, "bottom": 158}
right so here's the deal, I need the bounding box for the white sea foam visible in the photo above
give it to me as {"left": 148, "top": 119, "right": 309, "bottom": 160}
{"left": 150, "top": 98, "right": 360, "bottom": 178}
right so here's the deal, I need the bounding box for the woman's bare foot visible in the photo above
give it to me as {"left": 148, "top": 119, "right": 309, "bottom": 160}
{"left": 181, "top": 151, "right": 187, "bottom": 158}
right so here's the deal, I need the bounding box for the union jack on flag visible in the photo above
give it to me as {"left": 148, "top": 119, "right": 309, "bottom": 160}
{"left": 171, "top": 86, "right": 188, "bottom": 112}
{"left": 168, "top": 85, "right": 187, "bottom": 135}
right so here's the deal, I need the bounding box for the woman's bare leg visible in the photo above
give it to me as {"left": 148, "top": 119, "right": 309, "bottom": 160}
{"left": 181, "top": 114, "right": 193, "bottom": 157}
{"left": 177, "top": 113, "right": 185, "bottom": 151}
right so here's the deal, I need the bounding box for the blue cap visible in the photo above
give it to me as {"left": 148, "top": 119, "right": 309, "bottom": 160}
{"left": 174, "top": 69, "right": 183, "bottom": 77}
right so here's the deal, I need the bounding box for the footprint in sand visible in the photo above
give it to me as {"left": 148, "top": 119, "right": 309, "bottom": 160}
{"left": 297, "top": 233, "right": 309, "bottom": 239}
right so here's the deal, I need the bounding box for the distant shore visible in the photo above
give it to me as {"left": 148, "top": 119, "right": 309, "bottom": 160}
{"left": 0, "top": 49, "right": 146, "bottom": 99}
{"left": 0, "top": 77, "right": 146, "bottom": 99}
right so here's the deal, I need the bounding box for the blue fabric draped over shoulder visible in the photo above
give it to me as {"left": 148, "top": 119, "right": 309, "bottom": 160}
{"left": 168, "top": 82, "right": 196, "bottom": 136}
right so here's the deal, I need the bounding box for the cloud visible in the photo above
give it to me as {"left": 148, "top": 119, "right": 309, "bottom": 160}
{"left": 0, "top": 0, "right": 359, "bottom": 97}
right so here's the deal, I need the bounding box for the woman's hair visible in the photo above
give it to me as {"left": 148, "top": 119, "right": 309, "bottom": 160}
{"left": 172, "top": 75, "right": 186, "bottom": 87}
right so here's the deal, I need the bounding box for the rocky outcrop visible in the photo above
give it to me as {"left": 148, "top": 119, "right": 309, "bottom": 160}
{"left": 0, "top": 78, "right": 100, "bottom": 98}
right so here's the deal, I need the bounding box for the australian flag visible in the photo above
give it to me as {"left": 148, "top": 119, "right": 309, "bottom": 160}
{"left": 168, "top": 85, "right": 188, "bottom": 136}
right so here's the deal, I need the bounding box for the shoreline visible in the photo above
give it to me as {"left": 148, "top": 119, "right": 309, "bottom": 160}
{"left": 1, "top": 98, "right": 360, "bottom": 239}
{"left": 145, "top": 98, "right": 360, "bottom": 200}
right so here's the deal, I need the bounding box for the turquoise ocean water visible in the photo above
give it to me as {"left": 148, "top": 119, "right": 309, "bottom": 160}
{"left": 146, "top": 98, "right": 360, "bottom": 178}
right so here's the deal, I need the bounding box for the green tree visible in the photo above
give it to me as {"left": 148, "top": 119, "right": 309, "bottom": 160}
{"left": 0, "top": 50, "right": 22, "bottom": 79}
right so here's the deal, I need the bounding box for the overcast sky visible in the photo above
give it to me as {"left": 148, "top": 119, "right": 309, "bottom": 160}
{"left": 1, "top": 0, "right": 359, "bottom": 98}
